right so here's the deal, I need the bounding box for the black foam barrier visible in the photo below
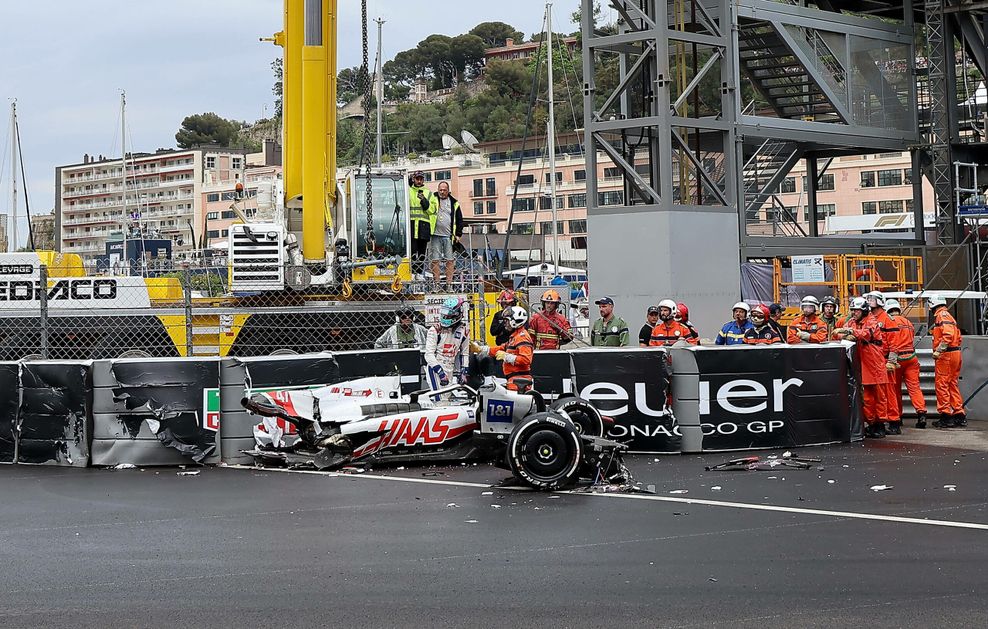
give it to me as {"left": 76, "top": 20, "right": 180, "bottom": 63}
{"left": 530, "top": 350, "right": 574, "bottom": 399}
{"left": 0, "top": 362, "right": 18, "bottom": 463}
{"left": 670, "top": 344, "right": 862, "bottom": 452}
{"left": 91, "top": 358, "right": 221, "bottom": 466}
{"left": 569, "top": 348, "right": 675, "bottom": 453}
{"left": 17, "top": 361, "right": 91, "bottom": 466}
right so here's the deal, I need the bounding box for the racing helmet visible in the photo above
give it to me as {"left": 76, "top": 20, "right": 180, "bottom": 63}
{"left": 541, "top": 289, "right": 562, "bottom": 304}
{"left": 657, "top": 298, "right": 677, "bottom": 321}
{"left": 732, "top": 301, "right": 751, "bottom": 314}
{"left": 497, "top": 289, "right": 516, "bottom": 306}
{"left": 884, "top": 298, "right": 902, "bottom": 314}
{"left": 849, "top": 296, "right": 869, "bottom": 314}
{"left": 927, "top": 294, "right": 947, "bottom": 309}
{"left": 864, "top": 290, "right": 885, "bottom": 308}
{"left": 504, "top": 305, "right": 529, "bottom": 330}
{"left": 801, "top": 295, "right": 820, "bottom": 313}
{"left": 750, "top": 304, "right": 770, "bottom": 323}
{"left": 675, "top": 302, "right": 690, "bottom": 323}
{"left": 439, "top": 297, "right": 464, "bottom": 327}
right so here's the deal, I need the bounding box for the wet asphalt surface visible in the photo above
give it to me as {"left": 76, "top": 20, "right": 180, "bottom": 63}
{"left": 1, "top": 434, "right": 987, "bottom": 628}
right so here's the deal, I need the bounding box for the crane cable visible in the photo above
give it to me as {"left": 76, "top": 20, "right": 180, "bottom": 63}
{"left": 359, "top": 0, "right": 376, "bottom": 255}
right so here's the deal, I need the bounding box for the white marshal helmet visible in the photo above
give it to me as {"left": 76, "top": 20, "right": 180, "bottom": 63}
{"left": 849, "top": 296, "right": 869, "bottom": 312}
{"left": 732, "top": 301, "right": 751, "bottom": 313}
{"left": 801, "top": 295, "right": 820, "bottom": 311}
{"left": 657, "top": 298, "right": 677, "bottom": 312}
{"left": 884, "top": 298, "right": 902, "bottom": 313}
{"left": 927, "top": 294, "right": 947, "bottom": 309}
{"left": 504, "top": 305, "right": 529, "bottom": 330}
{"left": 864, "top": 290, "right": 885, "bottom": 307}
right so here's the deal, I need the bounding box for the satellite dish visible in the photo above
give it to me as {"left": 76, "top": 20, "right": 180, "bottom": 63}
{"left": 441, "top": 134, "right": 462, "bottom": 150}
{"left": 461, "top": 130, "right": 480, "bottom": 151}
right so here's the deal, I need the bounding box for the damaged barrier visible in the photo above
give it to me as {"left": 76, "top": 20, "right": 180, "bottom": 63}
{"left": 17, "top": 361, "right": 91, "bottom": 466}
{"left": 91, "top": 359, "right": 221, "bottom": 466}
{"left": 670, "top": 344, "right": 863, "bottom": 453}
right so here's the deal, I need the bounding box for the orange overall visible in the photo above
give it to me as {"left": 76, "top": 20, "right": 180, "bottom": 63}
{"left": 870, "top": 307, "right": 898, "bottom": 421}
{"left": 843, "top": 314, "right": 888, "bottom": 424}
{"left": 786, "top": 314, "right": 828, "bottom": 344}
{"left": 932, "top": 308, "right": 964, "bottom": 415}
{"left": 489, "top": 327, "right": 535, "bottom": 391}
{"left": 886, "top": 314, "right": 926, "bottom": 418}
{"left": 648, "top": 320, "right": 698, "bottom": 346}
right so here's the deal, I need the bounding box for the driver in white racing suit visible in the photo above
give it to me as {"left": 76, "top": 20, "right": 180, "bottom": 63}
{"left": 425, "top": 297, "right": 471, "bottom": 396}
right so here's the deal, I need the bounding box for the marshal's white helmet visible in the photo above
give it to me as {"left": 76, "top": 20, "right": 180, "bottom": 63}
{"left": 504, "top": 305, "right": 529, "bottom": 330}
{"left": 801, "top": 295, "right": 820, "bottom": 312}
{"left": 864, "top": 291, "right": 885, "bottom": 307}
{"left": 849, "top": 296, "right": 869, "bottom": 312}
{"left": 927, "top": 294, "right": 947, "bottom": 309}
{"left": 732, "top": 301, "right": 751, "bottom": 314}
{"left": 884, "top": 298, "right": 902, "bottom": 313}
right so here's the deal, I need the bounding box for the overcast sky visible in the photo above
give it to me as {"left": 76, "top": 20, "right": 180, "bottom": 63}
{"left": 0, "top": 0, "right": 583, "bottom": 248}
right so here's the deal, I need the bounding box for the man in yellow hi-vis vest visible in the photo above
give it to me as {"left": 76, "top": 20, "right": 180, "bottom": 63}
{"left": 408, "top": 170, "right": 436, "bottom": 278}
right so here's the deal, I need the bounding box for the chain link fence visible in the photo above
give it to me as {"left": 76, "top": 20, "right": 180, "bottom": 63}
{"left": 0, "top": 251, "right": 590, "bottom": 361}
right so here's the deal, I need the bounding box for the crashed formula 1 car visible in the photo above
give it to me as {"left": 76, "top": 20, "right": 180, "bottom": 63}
{"left": 242, "top": 375, "right": 628, "bottom": 490}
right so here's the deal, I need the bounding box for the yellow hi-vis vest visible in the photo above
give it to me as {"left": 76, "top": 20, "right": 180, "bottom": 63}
{"left": 408, "top": 185, "right": 436, "bottom": 239}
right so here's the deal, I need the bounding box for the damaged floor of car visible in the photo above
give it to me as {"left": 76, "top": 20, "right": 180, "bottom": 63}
{"left": 1, "top": 434, "right": 987, "bottom": 628}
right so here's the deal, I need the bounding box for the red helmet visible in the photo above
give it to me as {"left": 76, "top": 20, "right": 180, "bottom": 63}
{"left": 541, "top": 289, "right": 562, "bottom": 303}
{"left": 676, "top": 302, "right": 689, "bottom": 323}
{"left": 497, "top": 289, "right": 516, "bottom": 305}
{"left": 750, "top": 304, "right": 771, "bottom": 321}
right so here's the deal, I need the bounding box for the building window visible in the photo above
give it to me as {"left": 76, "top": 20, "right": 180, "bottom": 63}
{"left": 879, "top": 200, "right": 903, "bottom": 214}
{"left": 231, "top": 157, "right": 243, "bottom": 170}
{"left": 206, "top": 211, "right": 219, "bottom": 220}
{"left": 780, "top": 177, "right": 796, "bottom": 194}
{"left": 509, "top": 222, "right": 535, "bottom": 235}
{"left": 904, "top": 199, "right": 914, "bottom": 212}
{"left": 205, "top": 157, "right": 216, "bottom": 169}
{"left": 862, "top": 201, "right": 877, "bottom": 215}
{"left": 511, "top": 198, "right": 536, "bottom": 212}
{"left": 860, "top": 171, "right": 876, "bottom": 188}
{"left": 435, "top": 170, "right": 451, "bottom": 181}
{"left": 221, "top": 191, "right": 237, "bottom": 201}
{"left": 574, "top": 170, "right": 586, "bottom": 182}
{"left": 877, "top": 169, "right": 903, "bottom": 187}
{"left": 516, "top": 174, "right": 535, "bottom": 186}
{"left": 568, "top": 193, "right": 587, "bottom": 208}
{"left": 473, "top": 179, "right": 483, "bottom": 197}
{"left": 207, "top": 193, "right": 220, "bottom": 202}
{"left": 485, "top": 178, "right": 496, "bottom": 196}
{"left": 540, "top": 221, "right": 565, "bottom": 235}
{"left": 474, "top": 201, "right": 484, "bottom": 216}
{"left": 903, "top": 169, "right": 913, "bottom": 185}
{"left": 568, "top": 219, "right": 587, "bottom": 233}
{"left": 603, "top": 167, "right": 620, "bottom": 180}
{"left": 207, "top": 230, "right": 220, "bottom": 238}
{"left": 221, "top": 210, "right": 236, "bottom": 219}
{"left": 598, "top": 191, "right": 624, "bottom": 206}
{"left": 221, "top": 229, "right": 229, "bottom": 237}
{"left": 486, "top": 200, "right": 497, "bottom": 214}
{"left": 803, "top": 204, "right": 836, "bottom": 221}
{"left": 544, "top": 172, "right": 563, "bottom": 184}
{"left": 801, "top": 173, "right": 835, "bottom": 191}
{"left": 539, "top": 195, "right": 553, "bottom": 210}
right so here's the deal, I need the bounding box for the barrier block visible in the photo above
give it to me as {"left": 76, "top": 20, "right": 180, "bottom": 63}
{"left": 17, "top": 361, "right": 91, "bottom": 467}
{"left": 91, "top": 358, "right": 220, "bottom": 466}
{"left": 0, "top": 363, "right": 18, "bottom": 464}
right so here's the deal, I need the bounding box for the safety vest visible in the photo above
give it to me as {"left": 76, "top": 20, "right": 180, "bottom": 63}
{"left": 408, "top": 185, "right": 436, "bottom": 239}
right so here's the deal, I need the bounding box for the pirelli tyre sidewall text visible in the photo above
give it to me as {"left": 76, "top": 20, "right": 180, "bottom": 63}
{"left": 550, "top": 395, "right": 605, "bottom": 437}
{"left": 507, "top": 412, "right": 583, "bottom": 490}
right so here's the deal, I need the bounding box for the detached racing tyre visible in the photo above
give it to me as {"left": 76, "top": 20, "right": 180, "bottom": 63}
{"left": 551, "top": 396, "right": 605, "bottom": 437}
{"left": 507, "top": 412, "right": 583, "bottom": 490}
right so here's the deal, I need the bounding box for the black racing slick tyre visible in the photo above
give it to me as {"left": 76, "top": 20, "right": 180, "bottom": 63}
{"left": 507, "top": 412, "right": 583, "bottom": 490}
{"left": 550, "top": 396, "right": 605, "bottom": 437}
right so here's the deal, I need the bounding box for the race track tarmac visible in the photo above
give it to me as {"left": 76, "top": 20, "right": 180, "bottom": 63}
{"left": 1, "top": 436, "right": 986, "bottom": 628}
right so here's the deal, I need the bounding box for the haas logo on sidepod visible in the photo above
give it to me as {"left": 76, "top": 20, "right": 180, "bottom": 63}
{"left": 352, "top": 412, "right": 475, "bottom": 457}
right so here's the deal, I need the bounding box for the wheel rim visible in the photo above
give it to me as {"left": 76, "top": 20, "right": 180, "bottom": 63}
{"left": 118, "top": 349, "right": 152, "bottom": 359}
{"left": 521, "top": 428, "right": 572, "bottom": 481}
{"left": 269, "top": 348, "right": 299, "bottom": 356}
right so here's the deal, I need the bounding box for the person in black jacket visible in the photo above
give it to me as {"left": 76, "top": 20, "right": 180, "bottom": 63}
{"left": 490, "top": 289, "right": 517, "bottom": 346}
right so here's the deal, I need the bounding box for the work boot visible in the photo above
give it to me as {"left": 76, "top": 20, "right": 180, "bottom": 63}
{"left": 886, "top": 421, "right": 902, "bottom": 435}
{"left": 865, "top": 423, "right": 885, "bottom": 439}
{"left": 932, "top": 414, "right": 956, "bottom": 429}
{"left": 915, "top": 412, "right": 927, "bottom": 429}
{"left": 874, "top": 422, "right": 888, "bottom": 438}
{"left": 954, "top": 414, "right": 968, "bottom": 428}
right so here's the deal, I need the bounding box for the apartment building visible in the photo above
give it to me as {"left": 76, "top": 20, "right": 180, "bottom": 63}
{"left": 201, "top": 155, "right": 283, "bottom": 251}
{"left": 55, "top": 147, "right": 249, "bottom": 266}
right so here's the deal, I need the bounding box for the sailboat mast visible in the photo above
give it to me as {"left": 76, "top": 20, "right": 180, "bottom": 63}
{"left": 120, "top": 90, "right": 128, "bottom": 271}
{"left": 375, "top": 17, "right": 385, "bottom": 167}
{"left": 545, "top": 3, "right": 558, "bottom": 275}
{"left": 10, "top": 101, "right": 17, "bottom": 252}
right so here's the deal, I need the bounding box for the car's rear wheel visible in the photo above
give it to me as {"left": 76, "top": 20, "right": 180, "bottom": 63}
{"left": 507, "top": 412, "right": 582, "bottom": 490}
{"left": 550, "top": 396, "right": 604, "bottom": 437}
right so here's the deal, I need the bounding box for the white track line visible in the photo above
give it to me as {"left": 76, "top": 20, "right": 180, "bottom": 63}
{"left": 229, "top": 465, "right": 988, "bottom": 531}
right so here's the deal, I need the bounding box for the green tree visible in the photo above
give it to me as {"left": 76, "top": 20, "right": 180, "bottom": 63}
{"left": 175, "top": 113, "right": 242, "bottom": 148}
{"left": 337, "top": 66, "right": 362, "bottom": 105}
{"left": 449, "top": 34, "right": 487, "bottom": 81}
{"left": 272, "top": 58, "right": 283, "bottom": 118}
{"left": 469, "top": 21, "right": 524, "bottom": 48}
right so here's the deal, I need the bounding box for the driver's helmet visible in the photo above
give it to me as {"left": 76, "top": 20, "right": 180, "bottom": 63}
{"left": 505, "top": 305, "right": 529, "bottom": 330}
{"left": 439, "top": 297, "right": 464, "bottom": 327}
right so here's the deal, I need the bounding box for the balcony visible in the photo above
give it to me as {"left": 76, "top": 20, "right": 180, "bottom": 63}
{"left": 62, "top": 185, "right": 123, "bottom": 199}
{"left": 158, "top": 162, "right": 195, "bottom": 174}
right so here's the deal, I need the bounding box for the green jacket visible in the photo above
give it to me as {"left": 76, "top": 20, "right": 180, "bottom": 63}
{"left": 591, "top": 315, "right": 630, "bottom": 347}
{"left": 408, "top": 185, "right": 436, "bottom": 240}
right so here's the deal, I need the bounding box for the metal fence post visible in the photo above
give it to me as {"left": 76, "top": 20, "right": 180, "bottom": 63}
{"left": 183, "top": 267, "right": 194, "bottom": 358}
{"left": 39, "top": 264, "right": 49, "bottom": 360}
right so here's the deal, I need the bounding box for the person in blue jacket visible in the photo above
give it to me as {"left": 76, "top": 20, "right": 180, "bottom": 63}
{"left": 715, "top": 302, "right": 754, "bottom": 345}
